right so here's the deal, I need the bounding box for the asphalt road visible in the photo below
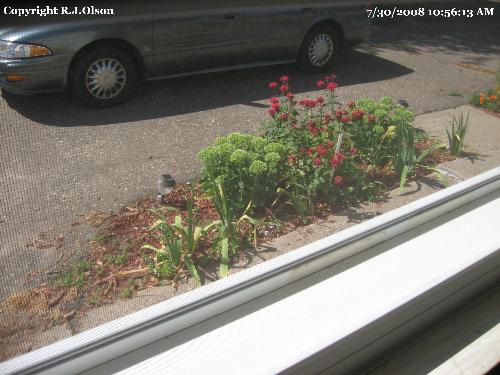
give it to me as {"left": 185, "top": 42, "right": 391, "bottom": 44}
{"left": 1, "top": 17, "right": 499, "bottom": 300}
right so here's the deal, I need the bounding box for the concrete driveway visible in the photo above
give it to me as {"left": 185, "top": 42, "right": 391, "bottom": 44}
{"left": 1, "top": 17, "right": 499, "bottom": 300}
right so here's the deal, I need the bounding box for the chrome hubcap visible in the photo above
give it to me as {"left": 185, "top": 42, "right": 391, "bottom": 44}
{"left": 308, "top": 34, "right": 334, "bottom": 67}
{"left": 85, "top": 58, "right": 126, "bottom": 100}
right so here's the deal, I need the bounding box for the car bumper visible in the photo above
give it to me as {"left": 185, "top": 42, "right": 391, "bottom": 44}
{"left": 0, "top": 55, "right": 69, "bottom": 95}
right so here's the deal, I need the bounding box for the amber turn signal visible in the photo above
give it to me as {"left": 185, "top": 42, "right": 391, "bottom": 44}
{"left": 29, "top": 45, "right": 52, "bottom": 57}
{"left": 6, "top": 74, "right": 28, "bottom": 82}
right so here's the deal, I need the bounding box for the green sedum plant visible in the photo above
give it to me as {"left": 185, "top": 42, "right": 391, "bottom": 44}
{"left": 198, "top": 133, "right": 288, "bottom": 214}
{"left": 354, "top": 97, "right": 414, "bottom": 167}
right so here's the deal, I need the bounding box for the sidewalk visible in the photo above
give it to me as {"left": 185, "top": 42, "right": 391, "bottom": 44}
{"left": 415, "top": 104, "right": 500, "bottom": 180}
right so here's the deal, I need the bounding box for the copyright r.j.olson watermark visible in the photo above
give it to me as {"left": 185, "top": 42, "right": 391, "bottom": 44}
{"left": 3, "top": 5, "right": 115, "bottom": 17}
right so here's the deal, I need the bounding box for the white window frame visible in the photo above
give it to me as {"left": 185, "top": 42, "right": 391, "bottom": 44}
{"left": 2, "top": 167, "right": 500, "bottom": 375}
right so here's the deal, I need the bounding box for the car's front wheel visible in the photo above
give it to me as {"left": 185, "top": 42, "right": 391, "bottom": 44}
{"left": 69, "top": 46, "right": 137, "bottom": 108}
{"left": 298, "top": 25, "right": 340, "bottom": 73}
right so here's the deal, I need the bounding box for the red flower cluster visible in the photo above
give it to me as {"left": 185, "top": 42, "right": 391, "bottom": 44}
{"left": 280, "top": 113, "right": 289, "bottom": 121}
{"left": 316, "top": 80, "right": 325, "bottom": 89}
{"left": 313, "top": 157, "right": 322, "bottom": 167}
{"left": 316, "top": 144, "right": 328, "bottom": 157}
{"left": 268, "top": 94, "right": 286, "bottom": 117}
{"left": 334, "top": 109, "right": 351, "bottom": 123}
{"left": 286, "top": 92, "right": 295, "bottom": 100}
{"left": 307, "top": 119, "right": 320, "bottom": 136}
{"left": 287, "top": 154, "right": 298, "bottom": 163}
{"left": 347, "top": 101, "right": 356, "bottom": 109}
{"left": 299, "top": 99, "right": 317, "bottom": 109}
{"left": 325, "top": 74, "right": 336, "bottom": 82}
{"left": 323, "top": 113, "right": 332, "bottom": 124}
{"left": 351, "top": 109, "right": 365, "bottom": 121}
{"left": 327, "top": 82, "right": 337, "bottom": 92}
{"left": 368, "top": 114, "right": 376, "bottom": 123}
{"left": 269, "top": 77, "right": 291, "bottom": 95}
{"left": 332, "top": 175, "right": 343, "bottom": 186}
{"left": 330, "top": 152, "right": 345, "bottom": 168}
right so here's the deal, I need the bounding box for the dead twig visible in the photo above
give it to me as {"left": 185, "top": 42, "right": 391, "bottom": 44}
{"left": 96, "top": 268, "right": 149, "bottom": 286}
{"left": 48, "top": 290, "right": 66, "bottom": 308}
{"left": 63, "top": 310, "right": 76, "bottom": 321}
{"left": 103, "top": 277, "right": 118, "bottom": 296}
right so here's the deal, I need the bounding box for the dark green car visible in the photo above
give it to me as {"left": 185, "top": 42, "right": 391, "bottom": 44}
{"left": 0, "top": 1, "right": 370, "bottom": 107}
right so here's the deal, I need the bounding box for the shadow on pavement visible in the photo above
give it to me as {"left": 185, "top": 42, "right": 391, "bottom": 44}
{"left": 366, "top": 17, "right": 500, "bottom": 61}
{"left": 2, "top": 49, "right": 413, "bottom": 127}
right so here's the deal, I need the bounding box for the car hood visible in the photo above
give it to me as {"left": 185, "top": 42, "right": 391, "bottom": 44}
{"left": 0, "top": 25, "right": 58, "bottom": 44}
{"left": 0, "top": 27, "right": 24, "bottom": 42}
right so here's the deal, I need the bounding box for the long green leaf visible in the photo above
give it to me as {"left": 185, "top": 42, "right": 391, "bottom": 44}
{"left": 238, "top": 214, "right": 256, "bottom": 225}
{"left": 425, "top": 167, "right": 449, "bottom": 187}
{"left": 242, "top": 200, "right": 253, "bottom": 216}
{"left": 415, "top": 143, "right": 445, "bottom": 165}
{"left": 219, "top": 238, "right": 229, "bottom": 278}
{"left": 141, "top": 244, "right": 162, "bottom": 253}
{"left": 203, "top": 220, "right": 222, "bottom": 232}
{"left": 272, "top": 187, "right": 288, "bottom": 207}
{"left": 399, "top": 165, "right": 410, "bottom": 190}
{"left": 171, "top": 239, "right": 182, "bottom": 265}
{"left": 187, "top": 194, "right": 194, "bottom": 252}
{"left": 184, "top": 256, "right": 200, "bottom": 284}
{"left": 193, "top": 227, "right": 202, "bottom": 251}
{"left": 174, "top": 215, "right": 182, "bottom": 227}
{"left": 446, "top": 128, "right": 452, "bottom": 147}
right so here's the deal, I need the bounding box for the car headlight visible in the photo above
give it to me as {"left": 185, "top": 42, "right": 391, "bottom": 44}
{"left": 0, "top": 40, "right": 52, "bottom": 59}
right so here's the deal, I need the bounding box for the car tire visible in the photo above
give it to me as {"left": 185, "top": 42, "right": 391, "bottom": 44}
{"left": 69, "top": 46, "right": 137, "bottom": 108}
{"left": 298, "top": 24, "right": 340, "bottom": 73}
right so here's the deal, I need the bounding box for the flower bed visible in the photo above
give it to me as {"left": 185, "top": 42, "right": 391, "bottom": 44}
{"left": 62, "top": 76, "right": 448, "bottom": 297}
{"left": 470, "top": 88, "right": 500, "bottom": 114}
{"left": 1, "top": 76, "right": 455, "bottom": 355}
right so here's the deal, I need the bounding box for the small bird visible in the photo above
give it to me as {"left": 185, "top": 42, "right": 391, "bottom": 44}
{"left": 398, "top": 99, "right": 409, "bottom": 108}
{"left": 156, "top": 174, "right": 176, "bottom": 205}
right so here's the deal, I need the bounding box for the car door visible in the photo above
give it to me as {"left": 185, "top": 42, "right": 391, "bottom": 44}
{"left": 152, "top": 8, "right": 243, "bottom": 77}
{"left": 242, "top": 3, "right": 316, "bottom": 63}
